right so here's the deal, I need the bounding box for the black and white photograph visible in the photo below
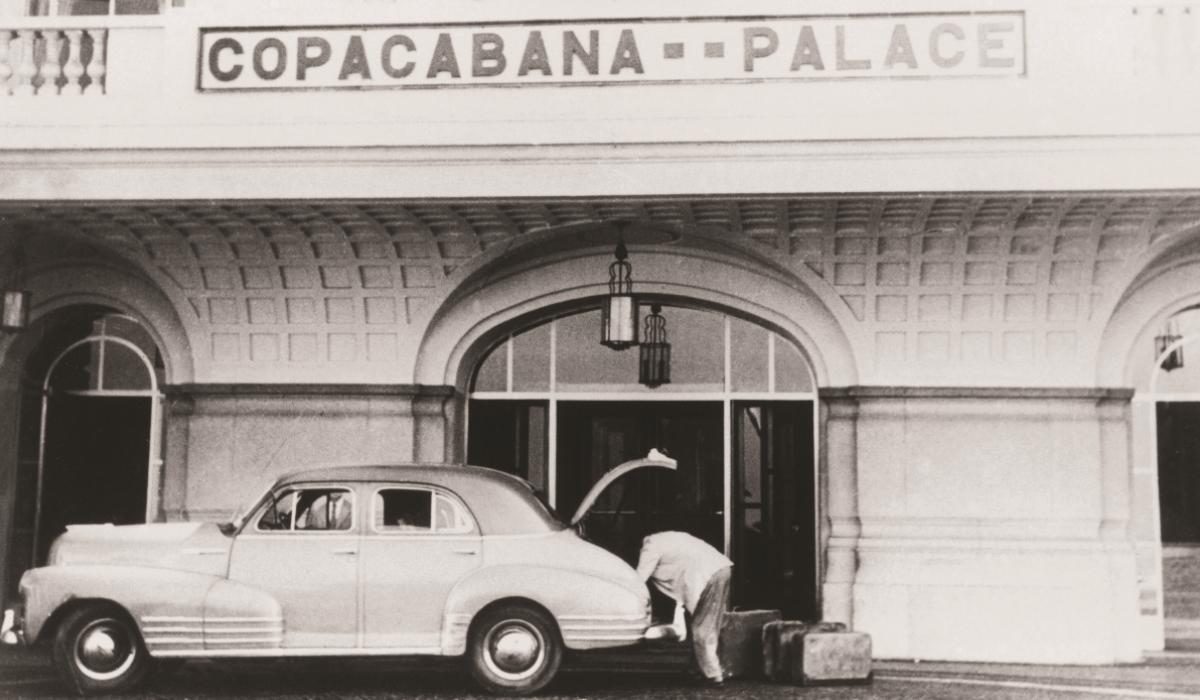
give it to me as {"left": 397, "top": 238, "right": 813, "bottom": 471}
{"left": 1, "top": 1, "right": 1199, "bottom": 698}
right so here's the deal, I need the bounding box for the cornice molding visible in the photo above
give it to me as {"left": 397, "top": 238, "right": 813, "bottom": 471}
{"left": 821, "top": 386, "right": 1135, "bottom": 401}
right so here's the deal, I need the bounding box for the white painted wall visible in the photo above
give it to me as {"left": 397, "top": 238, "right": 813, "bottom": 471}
{"left": 1, "top": 0, "right": 1199, "bottom": 196}
{"left": 850, "top": 395, "right": 1141, "bottom": 663}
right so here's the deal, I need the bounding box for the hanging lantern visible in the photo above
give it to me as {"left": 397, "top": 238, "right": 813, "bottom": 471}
{"left": 601, "top": 241, "right": 638, "bottom": 350}
{"left": 1156, "top": 320, "right": 1184, "bottom": 372}
{"left": 1, "top": 290, "right": 30, "bottom": 331}
{"left": 2, "top": 242, "right": 30, "bottom": 332}
{"left": 639, "top": 304, "right": 671, "bottom": 388}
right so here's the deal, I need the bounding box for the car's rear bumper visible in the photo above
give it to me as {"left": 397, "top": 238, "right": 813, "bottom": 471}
{"left": 1, "top": 606, "right": 26, "bottom": 646}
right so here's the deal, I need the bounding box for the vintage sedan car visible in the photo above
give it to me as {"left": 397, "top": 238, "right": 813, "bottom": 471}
{"left": 1, "top": 454, "right": 677, "bottom": 696}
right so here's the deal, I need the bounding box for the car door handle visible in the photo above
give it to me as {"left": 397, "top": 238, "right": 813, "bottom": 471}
{"left": 182, "top": 548, "right": 226, "bottom": 556}
{"left": 452, "top": 548, "right": 478, "bottom": 556}
{"left": 332, "top": 548, "right": 358, "bottom": 556}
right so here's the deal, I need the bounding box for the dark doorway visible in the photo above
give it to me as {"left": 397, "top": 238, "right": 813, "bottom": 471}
{"left": 1156, "top": 401, "right": 1200, "bottom": 650}
{"left": 1158, "top": 402, "right": 1200, "bottom": 543}
{"left": 36, "top": 395, "right": 151, "bottom": 563}
{"left": 468, "top": 397, "right": 819, "bottom": 622}
{"left": 467, "top": 400, "right": 549, "bottom": 493}
{"left": 733, "top": 402, "right": 817, "bottom": 619}
{"left": 4, "top": 312, "right": 160, "bottom": 605}
{"left": 556, "top": 402, "right": 724, "bottom": 565}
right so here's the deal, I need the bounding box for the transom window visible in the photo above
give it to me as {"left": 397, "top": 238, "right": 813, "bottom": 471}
{"left": 372, "top": 488, "right": 475, "bottom": 535}
{"left": 472, "top": 306, "right": 814, "bottom": 396}
{"left": 257, "top": 488, "right": 354, "bottom": 532}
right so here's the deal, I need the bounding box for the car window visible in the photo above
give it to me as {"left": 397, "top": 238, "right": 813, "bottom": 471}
{"left": 256, "top": 488, "right": 353, "bottom": 532}
{"left": 374, "top": 488, "right": 476, "bottom": 534}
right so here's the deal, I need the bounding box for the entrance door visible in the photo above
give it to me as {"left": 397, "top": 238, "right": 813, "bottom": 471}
{"left": 1157, "top": 402, "right": 1200, "bottom": 647}
{"left": 556, "top": 402, "right": 724, "bottom": 565}
{"left": 733, "top": 402, "right": 817, "bottom": 619}
{"left": 37, "top": 395, "right": 151, "bottom": 563}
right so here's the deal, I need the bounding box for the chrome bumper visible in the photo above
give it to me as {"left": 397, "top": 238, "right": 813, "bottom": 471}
{"left": 1, "top": 607, "right": 26, "bottom": 646}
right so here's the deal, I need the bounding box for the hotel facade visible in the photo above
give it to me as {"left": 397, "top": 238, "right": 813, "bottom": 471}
{"left": 2, "top": 0, "right": 1200, "bottom": 665}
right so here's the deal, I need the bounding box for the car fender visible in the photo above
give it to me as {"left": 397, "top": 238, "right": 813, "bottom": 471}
{"left": 442, "top": 564, "right": 649, "bottom": 654}
{"left": 21, "top": 566, "right": 281, "bottom": 656}
{"left": 21, "top": 565, "right": 220, "bottom": 645}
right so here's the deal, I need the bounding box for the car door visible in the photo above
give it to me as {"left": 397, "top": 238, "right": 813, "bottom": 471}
{"left": 359, "top": 485, "right": 481, "bottom": 649}
{"left": 228, "top": 484, "right": 359, "bottom": 649}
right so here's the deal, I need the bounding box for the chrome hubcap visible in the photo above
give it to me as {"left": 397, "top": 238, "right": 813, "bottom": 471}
{"left": 74, "top": 619, "right": 136, "bottom": 681}
{"left": 484, "top": 620, "right": 545, "bottom": 681}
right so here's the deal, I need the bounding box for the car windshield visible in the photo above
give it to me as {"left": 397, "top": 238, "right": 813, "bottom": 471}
{"left": 223, "top": 480, "right": 277, "bottom": 535}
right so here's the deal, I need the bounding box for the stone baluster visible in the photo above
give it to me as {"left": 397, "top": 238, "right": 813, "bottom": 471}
{"left": 84, "top": 29, "right": 106, "bottom": 96}
{"left": 61, "top": 30, "right": 84, "bottom": 96}
{"left": 40, "top": 30, "right": 62, "bottom": 96}
{"left": 12, "top": 30, "right": 37, "bottom": 96}
{"left": 0, "top": 31, "right": 13, "bottom": 97}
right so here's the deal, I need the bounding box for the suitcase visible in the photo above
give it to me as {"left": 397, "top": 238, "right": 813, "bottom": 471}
{"left": 717, "top": 609, "right": 782, "bottom": 679}
{"left": 762, "top": 620, "right": 871, "bottom": 685}
{"left": 762, "top": 620, "right": 845, "bottom": 681}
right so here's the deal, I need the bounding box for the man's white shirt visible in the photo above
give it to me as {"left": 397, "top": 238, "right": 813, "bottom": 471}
{"left": 635, "top": 531, "right": 733, "bottom": 613}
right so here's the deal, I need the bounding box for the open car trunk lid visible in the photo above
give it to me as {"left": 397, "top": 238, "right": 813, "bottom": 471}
{"left": 569, "top": 449, "right": 678, "bottom": 526}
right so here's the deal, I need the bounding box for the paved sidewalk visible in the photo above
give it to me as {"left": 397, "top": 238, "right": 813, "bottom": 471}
{"left": 7, "top": 645, "right": 1200, "bottom": 697}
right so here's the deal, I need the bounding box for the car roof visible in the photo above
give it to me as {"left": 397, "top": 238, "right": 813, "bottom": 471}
{"left": 272, "top": 464, "right": 564, "bottom": 536}
{"left": 275, "top": 463, "right": 514, "bottom": 488}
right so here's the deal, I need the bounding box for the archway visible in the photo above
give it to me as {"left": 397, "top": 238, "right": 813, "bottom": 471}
{"left": 465, "top": 303, "right": 820, "bottom": 619}
{"left": 1145, "top": 307, "right": 1200, "bottom": 650}
{"left": 4, "top": 309, "right": 164, "bottom": 600}
{"left": 1096, "top": 234, "right": 1200, "bottom": 651}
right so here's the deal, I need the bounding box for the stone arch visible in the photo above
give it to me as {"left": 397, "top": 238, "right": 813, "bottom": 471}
{"left": 1098, "top": 225, "right": 1200, "bottom": 389}
{"left": 413, "top": 225, "right": 860, "bottom": 391}
{"left": 0, "top": 230, "right": 196, "bottom": 386}
{"left": 0, "top": 249, "right": 192, "bottom": 607}
{"left": 1093, "top": 224, "right": 1200, "bottom": 652}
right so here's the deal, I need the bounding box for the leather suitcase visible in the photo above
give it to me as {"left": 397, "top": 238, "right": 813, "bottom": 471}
{"left": 718, "top": 609, "right": 781, "bottom": 679}
{"left": 794, "top": 631, "right": 872, "bottom": 685}
{"left": 761, "top": 620, "right": 846, "bottom": 682}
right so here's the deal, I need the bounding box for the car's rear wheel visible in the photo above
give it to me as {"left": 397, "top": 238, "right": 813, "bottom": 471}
{"left": 52, "top": 603, "right": 152, "bottom": 696}
{"left": 468, "top": 604, "right": 562, "bottom": 696}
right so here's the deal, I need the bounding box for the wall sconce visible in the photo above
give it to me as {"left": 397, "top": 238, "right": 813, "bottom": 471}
{"left": 600, "top": 241, "right": 638, "bottom": 350}
{"left": 1, "top": 290, "right": 31, "bottom": 331}
{"left": 1156, "top": 319, "right": 1184, "bottom": 372}
{"left": 639, "top": 304, "right": 671, "bottom": 388}
{"left": 1, "top": 244, "right": 30, "bottom": 332}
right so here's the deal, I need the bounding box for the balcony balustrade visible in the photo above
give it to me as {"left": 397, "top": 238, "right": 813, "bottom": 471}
{"left": 0, "top": 25, "right": 106, "bottom": 96}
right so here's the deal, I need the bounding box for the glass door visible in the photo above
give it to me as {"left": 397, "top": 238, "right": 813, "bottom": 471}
{"left": 732, "top": 401, "right": 817, "bottom": 619}
{"left": 555, "top": 401, "right": 723, "bottom": 565}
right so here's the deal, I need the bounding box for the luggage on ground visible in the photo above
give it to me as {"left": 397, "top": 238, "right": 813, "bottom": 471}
{"left": 718, "top": 609, "right": 782, "bottom": 679}
{"left": 762, "top": 620, "right": 871, "bottom": 685}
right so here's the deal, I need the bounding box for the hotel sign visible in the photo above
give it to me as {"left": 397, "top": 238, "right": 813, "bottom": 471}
{"left": 197, "top": 13, "right": 1025, "bottom": 91}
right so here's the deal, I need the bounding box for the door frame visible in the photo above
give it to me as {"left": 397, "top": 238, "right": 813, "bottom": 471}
{"left": 32, "top": 327, "right": 163, "bottom": 565}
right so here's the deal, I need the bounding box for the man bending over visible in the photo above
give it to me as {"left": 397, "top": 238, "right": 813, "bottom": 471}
{"left": 636, "top": 530, "right": 733, "bottom": 684}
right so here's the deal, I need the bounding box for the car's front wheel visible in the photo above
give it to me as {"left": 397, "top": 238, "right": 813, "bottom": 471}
{"left": 52, "top": 603, "right": 152, "bottom": 696}
{"left": 468, "top": 604, "right": 562, "bottom": 696}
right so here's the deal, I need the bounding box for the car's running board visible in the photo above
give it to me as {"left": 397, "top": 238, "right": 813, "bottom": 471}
{"left": 152, "top": 646, "right": 444, "bottom": 658}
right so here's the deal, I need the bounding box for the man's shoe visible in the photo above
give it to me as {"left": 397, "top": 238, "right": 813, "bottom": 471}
{"left": 691, "top": 672, "right": 726, "bottom": 686}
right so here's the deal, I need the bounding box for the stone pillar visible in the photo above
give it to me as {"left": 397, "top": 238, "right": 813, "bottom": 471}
{"left": 820, "top": 392, "right": 861, "bottom": 627}
{"left": 1096, "top": 395, "right": 1142, "bottom": 661}
{"left": 1098, "top": 396, "right": 1135, "bottom": 543}
{"left": 844, "top": 387, "right": 1143, "bottom": 664}
{"left": 161, "top": 391, "right": 193, "bottom": 522}
{"left": 412, "top": 387, "right": 456, "bottom": 464}
{"left": 1129, "top": 397, "right": 1165, "bottom": 650}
